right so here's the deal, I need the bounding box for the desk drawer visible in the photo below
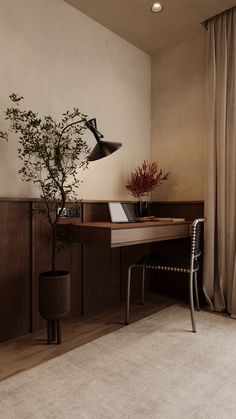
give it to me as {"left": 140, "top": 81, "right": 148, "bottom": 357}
{"left": 111, "top": 223, "right": 190, "bottom": 247}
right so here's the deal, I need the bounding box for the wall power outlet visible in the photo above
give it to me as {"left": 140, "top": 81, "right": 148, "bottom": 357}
{"left": 57, "top": 206, "right": 81, "bottom": 218}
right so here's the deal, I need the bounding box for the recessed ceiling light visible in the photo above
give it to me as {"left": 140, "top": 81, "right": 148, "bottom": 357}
{"left": 151, "top": 2, "right": 163, "bottom": 13}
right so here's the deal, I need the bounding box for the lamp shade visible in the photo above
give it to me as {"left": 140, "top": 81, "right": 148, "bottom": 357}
{"left": 86, "top": 118, "right": 122, "bottom": 161}
{"left": 88, "top": 140, "right": 122, "bottom": 161}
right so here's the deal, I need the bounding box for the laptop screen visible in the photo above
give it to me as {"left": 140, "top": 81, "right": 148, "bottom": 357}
{"left": 108, "top": 202, "right": 136, "bottom": 223}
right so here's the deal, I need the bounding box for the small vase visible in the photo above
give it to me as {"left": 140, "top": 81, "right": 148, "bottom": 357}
{"left": 137, "top": 200, "right": 149, "bottom": 217}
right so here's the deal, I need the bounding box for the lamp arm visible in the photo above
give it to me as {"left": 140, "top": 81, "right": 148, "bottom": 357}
{"left": 58, "top": 118, "right": 86, "bottom": 143}
{"left": 58, "top": 118, "right": 104, "bottom": 144}
{"left": 55, "top": 118, "right": 86, "bottom": 168}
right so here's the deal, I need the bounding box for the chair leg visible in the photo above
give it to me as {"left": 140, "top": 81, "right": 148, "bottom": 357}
{"left": 194, "top": 271, "right": 200, "bottom": 311}
{"left": 141, "top": 264, "right": 145, "bottom": 305}
{"left": 189, "top": 272, "right": 197, "bottom": 333}
{"left": 126, "top": 265, "right": 135, "bottom": 325}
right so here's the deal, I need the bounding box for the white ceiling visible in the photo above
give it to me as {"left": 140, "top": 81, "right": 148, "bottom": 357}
{"left": 65, "top": 0, "right": 236, "bottom": 54}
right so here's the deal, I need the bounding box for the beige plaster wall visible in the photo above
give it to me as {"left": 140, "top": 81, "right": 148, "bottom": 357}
{"left": 0, "top": 0, "right": 151, "bottom": 200}
{"left": 151, "top": 33, "right": 206, "bottom": 201}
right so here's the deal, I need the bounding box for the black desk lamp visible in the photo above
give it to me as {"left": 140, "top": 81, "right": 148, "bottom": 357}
{"left": 59, "top": 117, "right": 122, "bottom": 161}
{"left": 86, "top": 118, "right": 122, "bottom": 161}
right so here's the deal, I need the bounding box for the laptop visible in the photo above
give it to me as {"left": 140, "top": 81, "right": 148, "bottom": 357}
{"left": 108, "top": 202, "right": 137, "bottom": 223}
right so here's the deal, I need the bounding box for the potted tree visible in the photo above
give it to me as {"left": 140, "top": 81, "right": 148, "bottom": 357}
{"left": 0, "top": 93, "right": 90, "bottom": 343}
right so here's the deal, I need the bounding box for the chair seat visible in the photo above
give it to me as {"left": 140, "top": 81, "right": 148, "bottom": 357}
{"left": 134, "top": 254, "right": 199, "bottom": 273}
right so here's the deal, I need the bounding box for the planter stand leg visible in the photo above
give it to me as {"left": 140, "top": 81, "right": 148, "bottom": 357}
{"left": 46, "top": 319, "right": 62, "bottom": 344}
{"left": 52, "top": 320, "right": 57, "bottom": 342}
{"left": 57, "top": 320, "right": 61, "bottom": 344}
{"left": 47, "top": 320, "right": 53, "bottom": 345}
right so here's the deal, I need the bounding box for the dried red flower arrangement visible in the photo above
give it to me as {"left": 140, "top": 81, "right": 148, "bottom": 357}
{"left": 126, "top": 160, "right": 169, "bottom": 198}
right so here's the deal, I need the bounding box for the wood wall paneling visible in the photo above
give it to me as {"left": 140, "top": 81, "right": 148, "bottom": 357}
{"left": 83, "top": 245, "right": 120, "bottom": 313}
{"left": 0, "top": 202, "right": 31, "bottom": 341}
{"left": 82, "top": 202, "right": 110, "bottom": 222}
{"left": 150, "top": 201, "right": 204, "bottom": 220}
{"left": 31, "top": 202, "right": 52, "bottom": 331}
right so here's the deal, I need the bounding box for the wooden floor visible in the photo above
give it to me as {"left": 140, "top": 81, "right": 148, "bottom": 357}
{"left": 0, "top": 293, "right": 173, "bottom": 382}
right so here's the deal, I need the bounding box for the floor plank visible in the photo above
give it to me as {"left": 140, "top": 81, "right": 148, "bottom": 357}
{"left": 0, "top": 293, "right": 173, "bottom": 382}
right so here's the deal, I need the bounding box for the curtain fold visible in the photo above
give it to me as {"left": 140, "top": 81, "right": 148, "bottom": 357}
{"left": 203, "top": 7, "right": 236, "bottom": 316}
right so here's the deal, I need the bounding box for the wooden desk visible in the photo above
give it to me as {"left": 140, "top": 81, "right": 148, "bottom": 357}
{"left": 59, "top": 220, "right": 191, "bottom": 248}
{"left": 58, "top": 219, "right": 192, "bottom": 313}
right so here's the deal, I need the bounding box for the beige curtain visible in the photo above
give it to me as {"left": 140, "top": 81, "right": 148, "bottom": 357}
{"left": 203, "top": 7, "right": 236, "bottom": 316}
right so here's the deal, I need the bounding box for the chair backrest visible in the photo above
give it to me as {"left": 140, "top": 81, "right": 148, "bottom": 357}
{"left": 191, "top": 218, "right": 206, "bottom": 258}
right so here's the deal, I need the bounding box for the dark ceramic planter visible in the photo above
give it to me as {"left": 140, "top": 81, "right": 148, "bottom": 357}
{"left": 39, "top": 271, "right": 70, "bottom": 344}
{"left": 39, "top": 270, "right": 70, "bottom": 320}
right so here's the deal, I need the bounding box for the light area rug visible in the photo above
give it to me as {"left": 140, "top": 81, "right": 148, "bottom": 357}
{"left": 1, "top": 305, "right": 236, "bottom": 419}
